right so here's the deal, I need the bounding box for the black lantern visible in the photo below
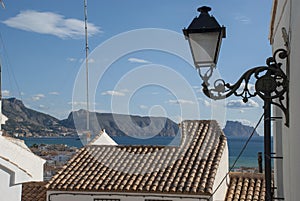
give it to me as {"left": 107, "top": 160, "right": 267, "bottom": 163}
{"left": 183, "top": 6, "right": 226, "bottom": 68}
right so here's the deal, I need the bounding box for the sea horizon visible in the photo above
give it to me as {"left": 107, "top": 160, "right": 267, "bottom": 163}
{"left": 19, "top": 135, "right": 267, "bottom": 169}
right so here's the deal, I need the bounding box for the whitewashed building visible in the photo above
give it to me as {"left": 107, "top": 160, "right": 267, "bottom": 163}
{"left": 90, "top": 129, "right": 118, "bottom": 146}
{"left": 46, "top": 120, "right": 229, "bottom": 201}
{"left": 270, "top": 0, "right": 300, "bottom": 200}
{"left": 0, "top": 135, "right": 45, "bottom": 201}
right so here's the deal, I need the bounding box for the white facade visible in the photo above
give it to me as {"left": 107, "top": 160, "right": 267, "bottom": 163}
{"left": 270, "top": 0, "right": 300, "bottom": 200}
{"left": 0, "top": 136, "right": 45, "bottom": 201}
{"left": 47, "top": 191, "right": 210, "bottom": 201}
{"left": 90, "top": 129, "right": 117, "bottom": 145}
{"left": 212, "top": 141, "right": 229, "bottom": 201}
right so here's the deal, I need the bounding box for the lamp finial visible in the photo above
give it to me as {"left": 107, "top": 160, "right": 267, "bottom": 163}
{"left": 197, "top": 6, "right": 211, "bottom": 14}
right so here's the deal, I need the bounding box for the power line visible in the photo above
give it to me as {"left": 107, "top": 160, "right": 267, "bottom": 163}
{"left": 0, "top": 32, "right": 23, "bottom": 100}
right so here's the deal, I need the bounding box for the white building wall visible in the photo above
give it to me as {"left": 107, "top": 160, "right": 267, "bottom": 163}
{"left": 273, "top": 107, "right": 284, "bottom": 198}
{"left": 0, "top": 168, "right": 22, "bottom": 201}
{"left": 47, "top": 191, "right": 209, "bottom": 201}
{"left": 0, "top": 136, "right": 45, "bottom": 201}
{"left": 0, "top": 136, "right": 45, "bottom": 181}
{"left": 212, "top": 141, "right": 229, "bottom": 201}
{"left": 271, "top": 0, "right": 300, "bottom": 200}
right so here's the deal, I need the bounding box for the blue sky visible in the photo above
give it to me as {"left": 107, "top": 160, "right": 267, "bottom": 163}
{"left": 0, "top": 0, "right": 272, "bottom": 134}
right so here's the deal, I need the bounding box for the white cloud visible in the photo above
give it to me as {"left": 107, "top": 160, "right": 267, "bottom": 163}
{"left": 88, "top": 58, "right": 95, "bottom": 63}
{"left": 79, "top": 58, "right": 96, "bottom": 64}
{"left": 38, "top": 104, "right": 49, "bottom": 110}
{"left": 32, "top": 94, "right": 45, "bottom": 101}
{"left": 101, "top": 90, "right": 125, "bottom": 96}
{"left": 128, "top": 57, "right": 151, "bottom": 64}
{"left": 3, "top": 10, "right": 101, "bottom": 39}
{"left": 139, "top": 105, "right": 148, "bottom": 109}
{"left": 2, "top": 90, "right": 10, "bottom": 97}
{"left": 168, "top": 99, "right": 195, "bottom": 105}
{"left": 49, "top": 91, "right": 59, "bottom": 95}
{"left": 227, "top": 99, "right": 259, "bottom": 109}
{"left": 234, "top": 15, "right": 251, "bottom": 24}
{"left": 227, "top": 119, "right": 256, "bottom": 128}
{"left": 204, "top": 100, "right": 211, "bottom": 107}
{"left": 198, "top": 98, "right": 211, "bottom": 107}
{"left": 68, "top": 101, "right": 97, "bottom": 107}
{"left": 237, "top": 119, "right": 255, "bottom": 127}
{"left": 67, "top": 57, "right": 77, "bottom": 62}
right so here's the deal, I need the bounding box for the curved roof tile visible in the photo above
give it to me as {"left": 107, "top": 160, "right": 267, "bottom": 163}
{"left": 47, "top": 120, "right": 226, "bottom": 196}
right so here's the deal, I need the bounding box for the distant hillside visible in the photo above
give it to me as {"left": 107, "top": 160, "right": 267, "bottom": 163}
{"left": 60, "top": 109, "right": 179, "bottom": 137}
{"left": 223, "top": 121, "right": 260, "bottom": 137}
{"left": 2, "top": 98, "right": 258, "bottom": 138}
{"left": 2, "top": 98, "right": 76, "bottom": 137}
{"left": 2, "top": 98, "right": 179, "bottom": 137}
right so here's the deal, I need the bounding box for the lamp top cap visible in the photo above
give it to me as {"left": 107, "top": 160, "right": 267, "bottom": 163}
{"left": 197, "top": 6, "right": 212, "bottom": 14}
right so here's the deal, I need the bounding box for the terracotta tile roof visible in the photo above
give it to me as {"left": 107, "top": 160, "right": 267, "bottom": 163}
{"left": 22, "top": 181, "right": 47, "bottom": 201}
{"left": 47, "top": 120, "right": 227, "bottom": 196}
{"left": 225, "top": 172, "right": 266, "bottom": 201}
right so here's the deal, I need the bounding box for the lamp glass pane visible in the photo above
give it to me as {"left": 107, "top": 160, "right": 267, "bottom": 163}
{"left": 188, "top": 32, "right": 220, "bottom": 67}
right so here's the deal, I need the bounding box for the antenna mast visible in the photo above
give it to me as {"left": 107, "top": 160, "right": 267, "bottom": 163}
{"left": 84, "top": 0, "right": 89, "bottom": 131}
{"left": 0, "top": 62, "right": 2, "bottom": 136}
{"left": 0, "top": 0, "right": 5, "bottom": 135}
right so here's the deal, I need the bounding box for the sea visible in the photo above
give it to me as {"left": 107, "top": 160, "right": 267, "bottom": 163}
{"left": 20, "top": 135, "right": 268, "bottom": 168}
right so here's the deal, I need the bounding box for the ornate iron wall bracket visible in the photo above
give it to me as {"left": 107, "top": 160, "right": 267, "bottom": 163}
{"left": 200, "top": 48, "right": 289, "bottom": 126}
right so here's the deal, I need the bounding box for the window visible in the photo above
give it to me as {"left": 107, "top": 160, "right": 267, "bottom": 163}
{"left": 94, "top": 199, "right": 120, "bottom": 201}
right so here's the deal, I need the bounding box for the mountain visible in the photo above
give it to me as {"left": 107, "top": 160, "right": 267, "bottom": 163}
{"left": 2, "top": 98, "right": 258, "bottom": 138}
{"left": 223, "top": 121, "right": 260, "bottom": 137}
{"left": 60, "top": 109, "right": 179, "bottom": 137}
{"left": 2, "top": 98, "right": 179, "bottom": 138}
{"left": 2, "top": 98, "right": 76, "bottom": 137}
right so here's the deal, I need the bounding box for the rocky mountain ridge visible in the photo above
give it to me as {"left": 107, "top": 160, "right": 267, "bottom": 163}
{"left": 2, "top": 98, "right": 259, "bottom": 138}
{"left": 2, "top": 98, "right": 76, "bottom": 137}
{"left": 223, "top": 120, "right": 260, "bottom": 137}
{"left": 2, "top": 98, "right": 179, "bottom": 137}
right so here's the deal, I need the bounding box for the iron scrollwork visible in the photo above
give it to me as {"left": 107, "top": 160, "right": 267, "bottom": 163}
{"left": 200, "top": 49, "right": 289, "bottom": 126}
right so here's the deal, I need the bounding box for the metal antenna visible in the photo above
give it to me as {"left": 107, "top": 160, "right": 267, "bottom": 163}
{"left": 84, "top": 0, "right": 89, "bottom": 131}
{"left": 0, "top": 62, "right": 2, "bottom": 136}
{"left": 0, "top": 0, "right": 5, "bottom": 9}
{"left": 0, "top": 0, "right": 5, "bottom": 135}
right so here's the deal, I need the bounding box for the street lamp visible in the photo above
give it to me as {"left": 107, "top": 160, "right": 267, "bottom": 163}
{"left": 183, "top": 6, "right": 289, "bottom": 201}
{"left": 183, "top": 6, "right": 225, "bottom": 68}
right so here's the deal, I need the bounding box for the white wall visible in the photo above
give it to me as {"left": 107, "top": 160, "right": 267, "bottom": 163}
{"left": 273, "top": 107, "right": 284, "bottom": 198}
{"left": 271, "top": 0, "right": 300, "bottom": 200}
{"left": 212, "top": 141, "right": 229, "bottom": 201}
{"left": 47, "top": 191, "right": 209, "bottom": 201}
{"left": 0, "top": 168, "right": 22, "bottom": 201}
{"left": 0, "top": 136, "right": 45, "bottom": 201}
{"left": 0, "top": 136, "right": 45, "bottom": 181}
